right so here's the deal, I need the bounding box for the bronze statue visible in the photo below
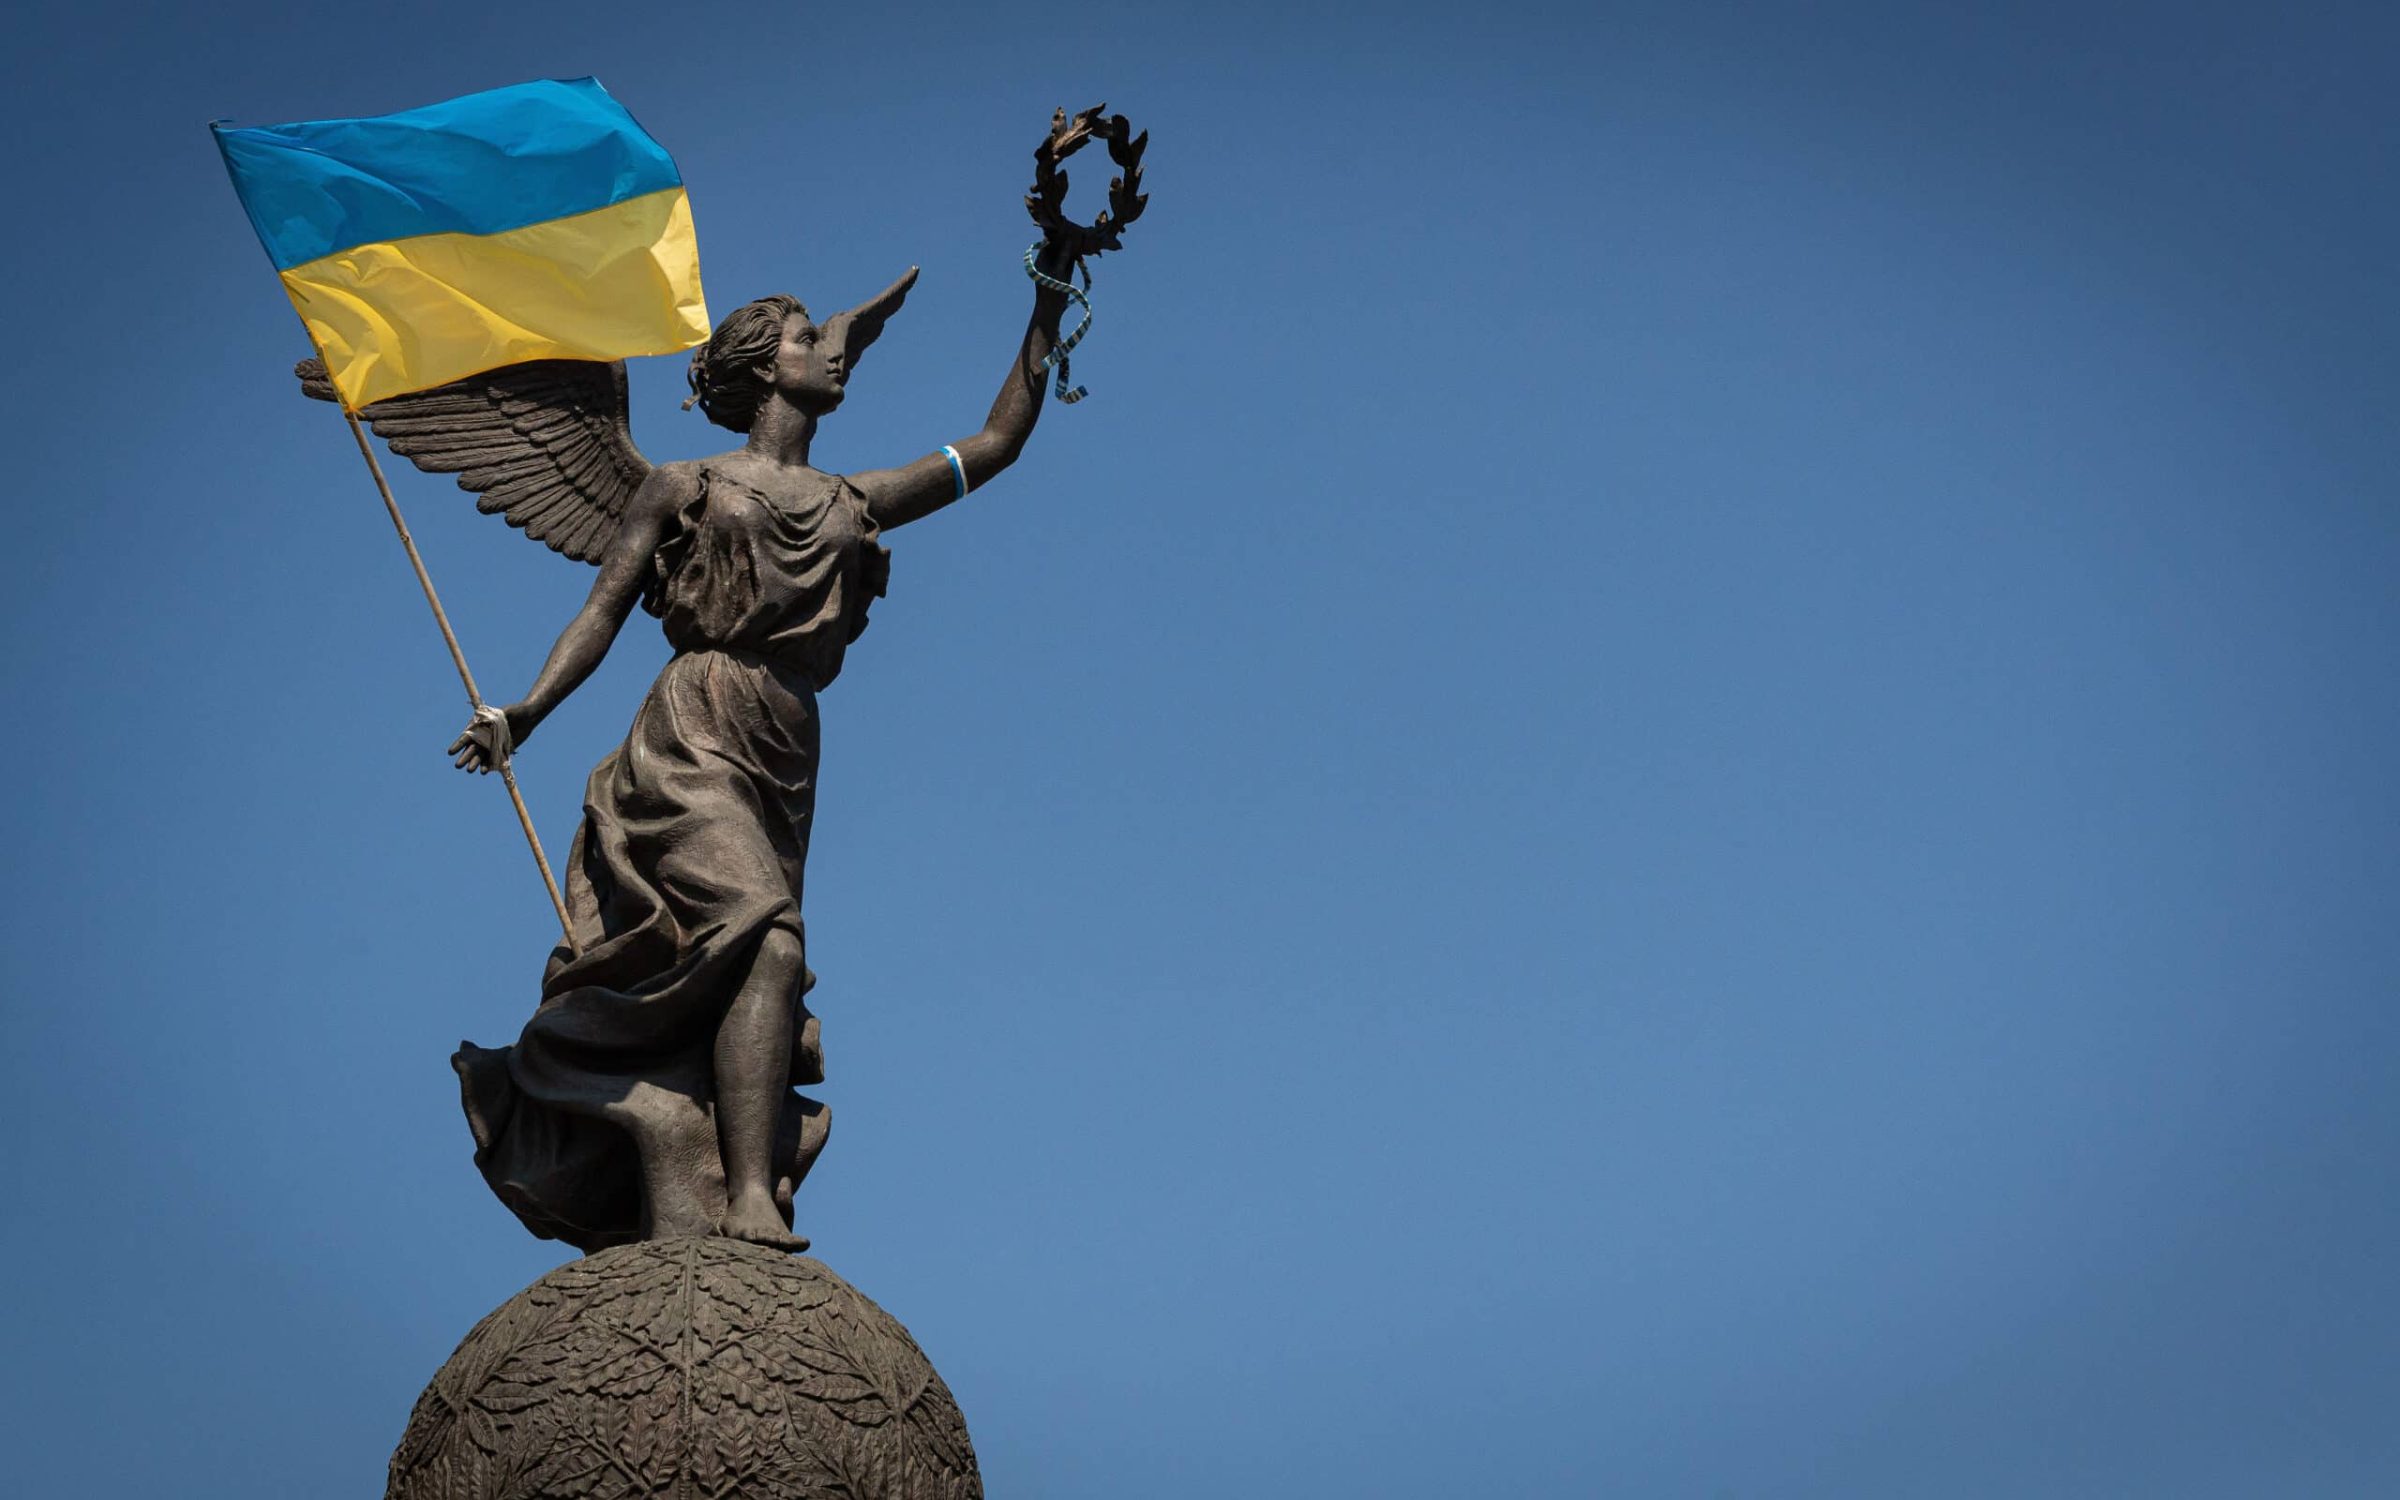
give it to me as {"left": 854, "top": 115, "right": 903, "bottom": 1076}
{"left": 300, "top": 106, "right": 1149, "bottom": 1257}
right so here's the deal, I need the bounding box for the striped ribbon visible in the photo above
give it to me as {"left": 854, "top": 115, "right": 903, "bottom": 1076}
{"left": 1023, "top": 242, "right": 1095, "bottom": 403}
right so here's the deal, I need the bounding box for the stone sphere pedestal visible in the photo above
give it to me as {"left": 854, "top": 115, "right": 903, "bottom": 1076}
{"left": 386, "top": 1239, "right": 982, "bottom": 1500}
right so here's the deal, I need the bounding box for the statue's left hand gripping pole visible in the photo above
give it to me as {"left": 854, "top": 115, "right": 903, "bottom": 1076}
{"left": 336, "top": 402, "right": 582, "bottom": 957}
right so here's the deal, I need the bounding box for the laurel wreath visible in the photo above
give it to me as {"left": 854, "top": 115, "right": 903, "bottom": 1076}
{"left": 1024, "top": 104, "right": 1149, "bottom": 259}
{"left": 1020, "top": 105, "right": 1148, "bottom": 404}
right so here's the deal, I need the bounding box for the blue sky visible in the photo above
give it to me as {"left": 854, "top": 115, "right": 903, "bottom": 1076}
{"left": 2, "top": 2, "right": 2395, "bottom": 1495}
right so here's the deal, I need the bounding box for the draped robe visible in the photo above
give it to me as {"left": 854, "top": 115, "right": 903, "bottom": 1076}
{"left": 455, "top": 464, "right": 889, "bottom": 1249}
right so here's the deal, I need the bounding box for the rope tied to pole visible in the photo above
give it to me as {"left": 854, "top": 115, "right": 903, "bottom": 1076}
{"left": 471, "top": 703, "right": 515, "bottom": 765}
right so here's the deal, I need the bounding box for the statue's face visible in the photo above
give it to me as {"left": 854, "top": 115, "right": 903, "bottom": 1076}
{"left": 767, "top": 311, "right": 848, "bottom": 416}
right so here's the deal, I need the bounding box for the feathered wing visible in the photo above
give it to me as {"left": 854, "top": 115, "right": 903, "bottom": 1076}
{"left": 296, "top": 357, "right": 651, "bottom": 564}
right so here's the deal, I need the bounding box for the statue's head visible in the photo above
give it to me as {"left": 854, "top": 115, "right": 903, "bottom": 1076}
{"left": 685, "top": 269, "right": 919, "bottom": 431}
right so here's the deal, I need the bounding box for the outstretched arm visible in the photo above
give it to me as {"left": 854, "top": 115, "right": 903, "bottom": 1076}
{"left": 849, "top": 243, "right": 1076, "bottom": 532}
{"left": 449, "top": 467, "right": 690, "bottom": 771}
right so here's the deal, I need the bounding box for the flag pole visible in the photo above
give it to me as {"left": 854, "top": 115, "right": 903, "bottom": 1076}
{"left": 336, "top": 404, "right": 581, "bottom": 956}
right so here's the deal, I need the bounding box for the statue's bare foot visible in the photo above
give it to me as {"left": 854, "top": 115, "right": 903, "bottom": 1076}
{"left": 718, "top": 1190, "right": 809, "bottom": 1253}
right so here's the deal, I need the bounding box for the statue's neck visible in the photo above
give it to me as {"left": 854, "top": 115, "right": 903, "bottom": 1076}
{"left": 744, "top": 396, "right": 817, "bottom": 467}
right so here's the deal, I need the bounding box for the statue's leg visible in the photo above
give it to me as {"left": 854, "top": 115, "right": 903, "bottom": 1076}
{"left": 716, "top": 926, "right": 810, "bottom": 1250}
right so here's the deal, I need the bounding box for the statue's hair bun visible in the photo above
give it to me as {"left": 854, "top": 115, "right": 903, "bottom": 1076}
{"left": 684, "top": 294, "right": 809, "bottom": 433}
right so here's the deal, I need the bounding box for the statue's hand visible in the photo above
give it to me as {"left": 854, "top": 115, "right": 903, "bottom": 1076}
{"left": 1031, "top": 237, "right": 1078, "bottom": 287}
{"left": 448, "top": 704, "right": 525, "bottom": 775}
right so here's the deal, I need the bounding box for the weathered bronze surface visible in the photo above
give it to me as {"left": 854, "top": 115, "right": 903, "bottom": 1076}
{"left": 301, "top": 106, "right": 1145, "bottom": 1498}
{"left": 387, "top": 1238, "right": 980, "bottom": 1500}
{"left": 301, "top": 230, "right": 1101, "bottom": 1256}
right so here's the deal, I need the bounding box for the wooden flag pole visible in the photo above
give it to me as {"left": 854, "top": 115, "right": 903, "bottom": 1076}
{"left": 338, "top": 405, "right": 581, "bottom": 956}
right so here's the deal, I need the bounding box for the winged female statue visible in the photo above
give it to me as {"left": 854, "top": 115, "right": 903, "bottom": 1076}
{"left": 297, "top": 111, "right": 1145, "bottom": 1254}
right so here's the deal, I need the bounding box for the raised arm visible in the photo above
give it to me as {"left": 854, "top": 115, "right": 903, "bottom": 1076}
{"left": 448, "top": 465, "right": 691, "bottom": 772}
{"left": 849, "top": 243, "right": 1076, "bottom": 532}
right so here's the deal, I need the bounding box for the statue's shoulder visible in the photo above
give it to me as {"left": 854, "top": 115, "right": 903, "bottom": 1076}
{"left": 643, "top": 458, "right": 712, "bottom": 498}
{"left": 622, "top": 460, "right": 709, "bottom": 534}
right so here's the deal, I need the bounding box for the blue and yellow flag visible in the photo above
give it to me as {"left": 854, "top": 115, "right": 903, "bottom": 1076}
{"left": 215, "top": 77, "right": 709, "bottom": 409}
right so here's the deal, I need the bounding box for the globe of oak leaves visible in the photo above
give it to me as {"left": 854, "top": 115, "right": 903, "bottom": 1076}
{"left": 386, "top": 1239, "right": 981, "bottom": 1500}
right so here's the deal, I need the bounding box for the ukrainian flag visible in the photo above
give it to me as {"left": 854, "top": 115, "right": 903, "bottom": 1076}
{"left": 215, "top": 78, "right": 708, "bottom": 409}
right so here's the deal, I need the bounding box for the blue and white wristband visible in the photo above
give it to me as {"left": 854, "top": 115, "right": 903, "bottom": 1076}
{"left": 939, "top": 444, "right": 970, "bottom": 501}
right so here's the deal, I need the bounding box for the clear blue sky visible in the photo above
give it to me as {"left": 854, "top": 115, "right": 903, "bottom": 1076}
{"left": 3, "top": 2, "right": 2394, "bottom": 1495}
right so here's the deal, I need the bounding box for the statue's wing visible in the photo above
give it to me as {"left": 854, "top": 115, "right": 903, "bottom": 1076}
{"left": 295, "top": 357, "right": 651, "bottom": 564}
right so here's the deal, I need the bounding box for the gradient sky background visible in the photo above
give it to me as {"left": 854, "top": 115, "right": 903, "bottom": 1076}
{"left": 2, "top": 2, "right": 2394, "bottom": 1495}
